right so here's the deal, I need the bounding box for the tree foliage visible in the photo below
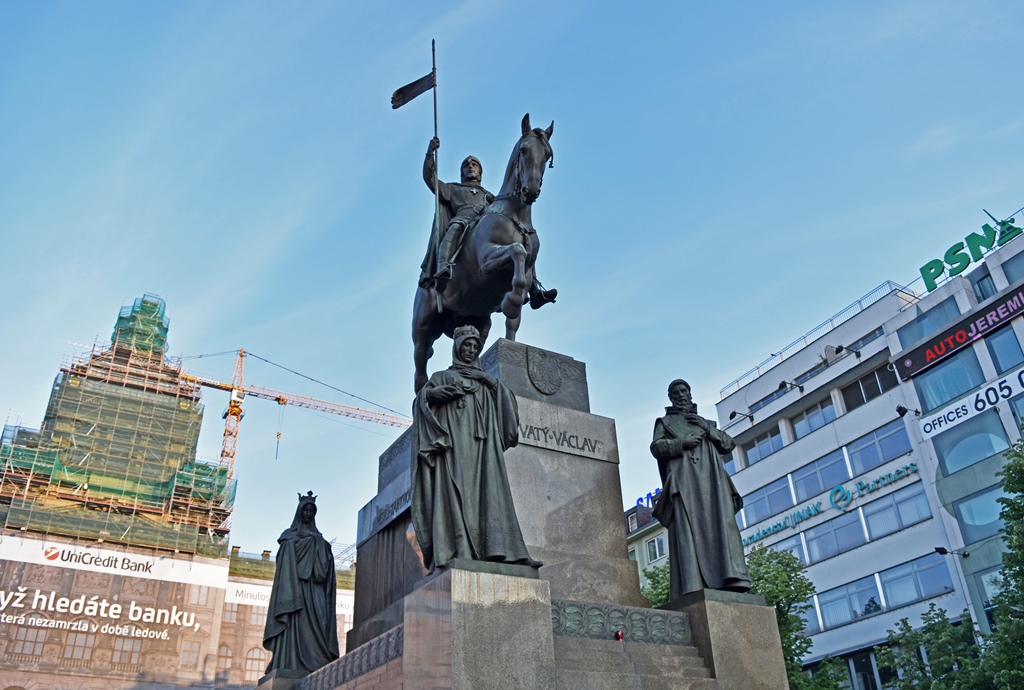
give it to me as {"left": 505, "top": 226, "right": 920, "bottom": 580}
{"left": 747, "top": 546, "right": 842, "bottom": 689}
{"left": 874, "top": 605, "right": 992, "bottom": 689}
{"left": 988, "top": 436, "right": 1024, "bottom": 688}
{"left": 642, "top": 547, "right": 840, "bottom": 688}
{"left": 641, "top": 563, "right": 670, "bottom": 608}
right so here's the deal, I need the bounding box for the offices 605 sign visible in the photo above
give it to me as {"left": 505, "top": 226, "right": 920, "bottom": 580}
{"left": 920, "top": 369, "right": 1024, "bottom": 440}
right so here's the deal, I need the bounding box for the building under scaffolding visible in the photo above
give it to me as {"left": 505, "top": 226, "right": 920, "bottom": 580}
{"left": 0, "top": 294, "right": 236, "bottom": 556}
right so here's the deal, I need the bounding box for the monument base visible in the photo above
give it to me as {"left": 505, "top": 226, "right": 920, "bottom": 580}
{"left": 665, "top": 589, "right": 789, "bottom": 690}
{"left": 254, "top": 668, "right": 307, "bottom": 690}
{"left": 294, "top": 575, "right": 794, "bottom": 689}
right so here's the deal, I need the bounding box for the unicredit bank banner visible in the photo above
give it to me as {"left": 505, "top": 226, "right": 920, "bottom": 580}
{"left": 897, "top": 286, "right": 1024, "bottom": 380}
{"left": 0, "top": 535, "right": 229, "bottom": 587}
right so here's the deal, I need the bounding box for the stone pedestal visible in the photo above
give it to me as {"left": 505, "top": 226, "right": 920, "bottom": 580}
{"left": 254, "top": 668, "right": 305, "bottom": 690}
{"left": 348, "top": 340, "right": 644, "bottom": 650}
{"left": 404, "top": 564, "right": 555, "bottom": 690}
{"left": 668, "top": 589, "right": 790, "bottom": 690}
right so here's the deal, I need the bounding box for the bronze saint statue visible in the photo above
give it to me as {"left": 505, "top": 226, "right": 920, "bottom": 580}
{"left": 411, "top": 325, "right": 540, "bottom": 572}
{"left": 650, "top": 379, "right": 751, "bottom": 600}
{"left": 263, "top": 492, "right": 340, "bottom": 676}
{"left": 419, "top": 137, "right": 494, "bottom": 291}
{"left": 412, "top": 115, "right": 558, "bottom": 392}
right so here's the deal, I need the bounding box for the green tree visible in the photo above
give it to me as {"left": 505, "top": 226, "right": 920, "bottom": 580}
{"left": 747, "top": 545, "right": 843, "bottom": 690}
{"left": 988, "top": 437, "right": 1024, "bottom": 688}
{"left": 641, "top": 563, "right": 670, "bottom": 608}
{"left": 873, "top": 604, "right": 992, "bottom": 689}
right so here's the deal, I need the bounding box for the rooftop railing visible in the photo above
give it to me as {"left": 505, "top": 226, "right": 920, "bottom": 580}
{"left": 720, "top": 281, "right": 918, "bottom": 399}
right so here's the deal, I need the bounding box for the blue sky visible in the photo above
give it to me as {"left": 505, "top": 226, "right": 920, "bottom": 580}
{"left": 1, "top": 1, "right": 1022, "bottom": 553}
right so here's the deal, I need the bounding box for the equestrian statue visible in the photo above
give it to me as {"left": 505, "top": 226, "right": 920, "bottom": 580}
{"left": 412, "top": 113, "right": 557, "bottom": 392}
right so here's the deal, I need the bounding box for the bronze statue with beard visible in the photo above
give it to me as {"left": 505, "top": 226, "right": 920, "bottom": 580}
{"left": 411, "top": 325, "right": 540, "bottom": 572}
{"left": 263, "top": 491, "right": 340, "bottom": 676}
{"left": 650, "top": 379, "right": 751, "bottom": 600}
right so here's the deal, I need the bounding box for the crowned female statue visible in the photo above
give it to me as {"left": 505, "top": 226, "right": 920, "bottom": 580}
{"left": 263, "top": 491, "right": 340, "bottom": 676}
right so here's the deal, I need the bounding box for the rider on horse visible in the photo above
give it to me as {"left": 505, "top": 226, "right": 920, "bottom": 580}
{"left": 419, "top": 137, "right": 557, "bottom": 309}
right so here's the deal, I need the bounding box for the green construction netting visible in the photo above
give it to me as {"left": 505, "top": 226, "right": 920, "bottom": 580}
{"left": 112, "top": 293, "right": 170, "bottom": 354}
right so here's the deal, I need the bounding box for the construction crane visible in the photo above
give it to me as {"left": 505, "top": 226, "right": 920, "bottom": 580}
{"left": 181, "top": 349, "right": 411, "bottom": 475}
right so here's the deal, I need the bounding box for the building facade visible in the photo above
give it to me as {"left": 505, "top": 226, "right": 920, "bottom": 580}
{"left": 627, "top": 216, "right": 1024, "bottom": 689}
{"left": 0, "top": 295, "right": 355, "bottom": 689}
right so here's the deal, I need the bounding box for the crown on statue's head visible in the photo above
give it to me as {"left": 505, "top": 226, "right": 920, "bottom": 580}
{"left": 297, "top": 490, "right": 317, "bottom": 504}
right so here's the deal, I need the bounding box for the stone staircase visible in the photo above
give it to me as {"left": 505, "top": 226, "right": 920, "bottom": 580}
{"left": 552, "top": 636, "right": 717, "bottom": 689}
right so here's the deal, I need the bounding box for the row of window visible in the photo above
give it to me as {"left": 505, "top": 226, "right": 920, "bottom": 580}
{"left": 740, "top": 363, "right": 900, "bottom": 470}
{"left": 10, "top": 619, "right": 268, "bottom": 683}
{"left": 222, "top": 601, "right": 267, "bottom": 625}
{"left": 803, "top": 552, "right": 954, "bottom": 634}
{"left": 768, "top": 482, "right": 931, "bottom": 566}
{"left": 739, "top": 419, "right": 912, "bottom": 528}
{"left": 748, "top": 328, "right": 886, "bottom": 416}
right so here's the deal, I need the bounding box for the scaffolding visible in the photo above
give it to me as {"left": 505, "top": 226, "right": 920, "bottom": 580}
{"left": 0, "top": 294, "right": 235, "bottom": 557}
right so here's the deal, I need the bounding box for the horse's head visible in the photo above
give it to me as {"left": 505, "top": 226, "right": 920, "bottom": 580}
{"left": 508, "top": 113, "right": 554, "bottom": 205}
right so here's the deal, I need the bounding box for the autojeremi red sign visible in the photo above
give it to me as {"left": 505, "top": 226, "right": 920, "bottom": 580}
{"left": 897, "top": 287, "right": 1024, "bottom": 380}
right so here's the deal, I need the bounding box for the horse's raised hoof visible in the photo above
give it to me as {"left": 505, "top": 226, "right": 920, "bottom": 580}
{"left": 529, "top": 286, "right": 557, "bottom": 310}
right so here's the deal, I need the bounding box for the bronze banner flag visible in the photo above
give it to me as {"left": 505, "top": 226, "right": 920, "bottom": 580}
{"left": 391, "top": 71, "right": 434, "bottom": 109}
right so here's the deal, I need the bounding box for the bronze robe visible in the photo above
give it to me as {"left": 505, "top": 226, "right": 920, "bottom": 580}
{"left": 263, "top": 520, "right": 339, "bottom": 674}
{"left": 650, "top": 411, "right": 750, "bottom": 600}
{"left": 412, "top": 365, "right": 532, "bottom": 571}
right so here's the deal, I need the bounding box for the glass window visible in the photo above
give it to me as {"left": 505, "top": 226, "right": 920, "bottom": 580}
{"left": 627, "top": 513, "right": 638, "bottom": 532}
{"left": 724, "top": 457, "right": 737, "bottom": 475}
{"left": 913, "top": 348, "right": 985, "bottom": 413}
{"left": 973, "top": 273, "right": 997, "bottom": 302}
{"left": 848, "top": 420, "right": 912, "bottom": 476}
{"left": 180, "top": 640, "right": 202, "bottom": 669}
{"left": 189, "top": 585, "right": 209, "bottom": 606}
{"left": 897, "top": 297, "right": 960, "bottom": 348}
{"left": 986, "top": 325, "right": 1024, "bottom": 374}
{"left": 976, "top": 566, "right": 1002, "bottom": 608}
{"left": 223, "top": 602, "right": 238, "bottom": 623}
{"left": 798, "top": 599, "right": 819, "bottom": 635}
{"left": 217, "top": 644, "right": 233, "bottom": 683}
{"left": 245, "top": 648, "right": 268, "bottom": 683}
{"left": 1010, "top": 392, "right": 1024, "bottom": 428}
{"left": 112, "top": 637, "right": 142, "bottom": 666}
{"left": 793, "top": 449, "right": 849, "bottom": 502}
{"left": 880, "top": 553, "right": 953, "bottom": 609}
{"left": 976, "top": 565, "right": 1002, "bottom": 629}
{"left": 750, "top": 387, "right": 788, "bottom": 414}
{"left": 954, "top": 485, "right": 1007, "bottom": 544}
{"left": 850, "top": 651, "right": 880, "bottom": 690}
{"left": 806, "top": 511, "right": 866, "bottom": 564}
{"left": 12, "top": 616, "right": 46, "bottom": 656}
{"left": 842, "top": 366, "right": 900, "bottom": 412}
{"left": 792, "top": 399, "right": 837, "bottom": 440}
{"left": 646, "top": 534, "right": 666, "bottom": 562}
{"left": 743, "top": 426, "right": 783, "bottom": 465}
{"left": 63, "top": 629, "right": 96, "bottom": 660}
{"left": 769, "top": 534, "right": 806, "bottom": 565}
{"left": 819, "top": 576, "right": 882, "bottom": 629}
{"left": 932, "top": 410, "right": 1010, "bottom": 476}
{"left": 1002, "top": 250, "right": 1024, "bottom": 285}
{"left": 250, "top": 606, "right": 267, "bottom": 627}
{"left": 743, "top": 476, "right": 794, "bottom": 525}
{"left": 863, "top": 482, "right": 930, "bottom": 539}
{"left": 627, "top": 548, "right": 636, "bottom": 561}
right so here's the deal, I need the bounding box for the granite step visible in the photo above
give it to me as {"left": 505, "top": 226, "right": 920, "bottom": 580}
{"left": 553, "top": 636, "right": 716, "bottom": 689}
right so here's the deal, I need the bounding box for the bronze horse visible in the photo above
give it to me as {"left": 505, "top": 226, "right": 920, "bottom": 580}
{"left": 412, "top": 114, "right": 555, "bottom": 391}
